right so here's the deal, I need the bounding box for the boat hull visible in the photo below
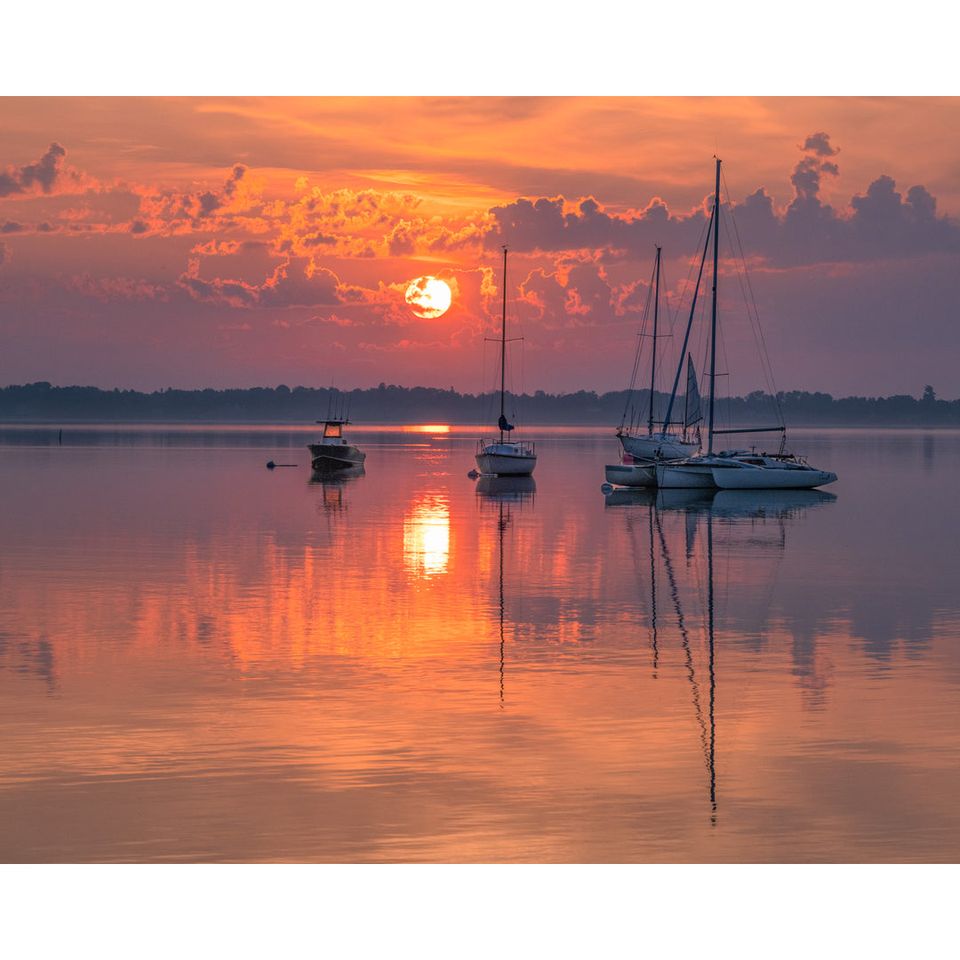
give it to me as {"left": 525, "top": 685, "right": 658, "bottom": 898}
{"left": 711, "top": 466, "right": 837, "bottom": 490}
{"left": 619, "top": 433, "right": 699, "bottom": 461}
{"left": 605, "top": 463, "right": 657, "bottom": 487}
{"left": 656, "top": 462, "right": 718, "bottom": 489}
{"left": 476, "top": 440, "right": 536, "bottom": 477}
{"left": 475, "top": 452, "right": 537, "bottom": 476}
{"left": 308, "top": 443, "right": 366, "bottom": 471}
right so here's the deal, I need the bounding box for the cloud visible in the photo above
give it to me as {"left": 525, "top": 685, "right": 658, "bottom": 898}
{"left": 486, "top": 194, "right": 707, "bottom": 259}
{"left": 0, "top": 142, "right": 88, "bottom": 198}
{"left": 802, "top": 132, "right": 839, "bottom": 157}
{"left": 486, "top": 134, "right": 960, "bottom": 268}
{"left": 387, "top": 219, "right": 416, "bottom": 256}
{"left": 517, "top": 258, "right": 617, "bottom": 327}
{"left": 790, "top": 155, "right": 837, "bottom": 200}
{"left": 133, "top": 163, "right": 261, "bottom": 235}
{"left": 179, "top": 256, "right": 342, "bottom": 309}
{"left": 68, "top": 274, "right": 168, "bottom": 302}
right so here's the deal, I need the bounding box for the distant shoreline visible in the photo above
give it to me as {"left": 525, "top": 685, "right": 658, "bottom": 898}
{"left": 2, "top": 419, "right": 959, "bottom": 432}
{"left": 2, "top": 382, "right": 959, "bottom": 428}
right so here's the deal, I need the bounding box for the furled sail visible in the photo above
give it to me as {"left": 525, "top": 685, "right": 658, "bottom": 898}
{"left": 498, "top": 413, "right": 514, "bottom": 432}
{"left": 684, "top": 354, "right": 703, "bottom": 428}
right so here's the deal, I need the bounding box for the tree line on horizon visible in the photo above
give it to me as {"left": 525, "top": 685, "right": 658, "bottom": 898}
{"left": 0, "top": 381, "right": 957, "bottom": 426}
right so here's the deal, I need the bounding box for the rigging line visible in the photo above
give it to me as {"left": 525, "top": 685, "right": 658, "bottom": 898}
{"left": 653, "top": 255, "right": 678, "bottom": 411}
{"left": 661, "top": 203, "right": 715, "bottom": 433}
{"left": 720, "top": 211, "right": 776, "bottom": 404}
{"left": 673, "top": 211, "right": 712, "bottom": 325}
{"left": 620, "top": 254, "right": 658, "bottom": 430}
{"left": 518, "top": 327, "right": 526, "bottom": 430}
{"left": 721, "top": 169, "right": 785, "bottom": 426}
{"left": 719, "top": 215, "right": 781, "bottom": 435}
{"left": 717, "top": 310, "right": 732, "bottom": 435}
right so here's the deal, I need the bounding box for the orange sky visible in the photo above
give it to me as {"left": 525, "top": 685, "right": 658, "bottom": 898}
{"left": 2, "top": 97, "right": 960, "bottom": 396}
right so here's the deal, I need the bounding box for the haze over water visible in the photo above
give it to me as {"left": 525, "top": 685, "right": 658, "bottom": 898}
{"left": 1, "top": 425, "right": 958, "bottom": 862}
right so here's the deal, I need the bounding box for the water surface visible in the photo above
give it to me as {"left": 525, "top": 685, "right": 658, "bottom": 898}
{"left": 1, "top": 425, "right": 958, "bottom": 862}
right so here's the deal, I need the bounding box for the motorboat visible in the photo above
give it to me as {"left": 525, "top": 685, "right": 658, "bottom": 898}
{"left": 308, "top": 418, "right": 366, "bottom": 472}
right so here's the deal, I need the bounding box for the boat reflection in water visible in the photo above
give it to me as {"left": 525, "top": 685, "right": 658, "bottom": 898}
{"left": 476, "top": 475, "right": 536, "bottom": 706}
{"left": 309, "top": 463, "right": 365, "bottom": 484}
{"left": 604, "top": 484, "right": 836, "bottom": 822}
{"left": 309, "top": 463, "right": 365, "bottom": 512}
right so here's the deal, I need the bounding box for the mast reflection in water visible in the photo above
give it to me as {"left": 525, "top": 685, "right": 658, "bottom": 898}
{"left": 605, "top": 487, "right": 837, "bottom": 823}
{"left": 476, "top": 476, "right": 536, "bottom": 707}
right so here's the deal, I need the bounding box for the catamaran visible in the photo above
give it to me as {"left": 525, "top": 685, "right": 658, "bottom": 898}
{"left": 476, "top": 247, "right": 537, "bottom": 477}
{"left": 657, "top": 159, "right": 837, "bottom": 491}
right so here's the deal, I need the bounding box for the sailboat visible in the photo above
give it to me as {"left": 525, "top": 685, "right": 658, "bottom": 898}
{"left": 657, "top": 159, "right": 837, "bottom": 491}
{"left": 606, "top": 351, "right": 704, "bottom": 488}
{"left": 615, "top": 245, "right": 701, "bottom": 465}
{"left": 475, "top": 247, "right": 537, "bottom": 477}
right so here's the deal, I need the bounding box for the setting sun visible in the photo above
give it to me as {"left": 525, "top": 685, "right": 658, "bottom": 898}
{"left": 405, "top": 276, "right": 452, "bottom": 319}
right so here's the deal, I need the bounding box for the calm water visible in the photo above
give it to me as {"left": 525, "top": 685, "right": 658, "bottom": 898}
{"left": 1, "top": 424, "right": 958, "bottom": 863}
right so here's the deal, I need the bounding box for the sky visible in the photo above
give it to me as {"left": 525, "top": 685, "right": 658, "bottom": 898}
{"left": 1, "top": 96, "right": 960, "bottom": 397}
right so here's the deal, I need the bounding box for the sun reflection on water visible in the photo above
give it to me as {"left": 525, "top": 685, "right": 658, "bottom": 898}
{"left": 403, "top": 495, "right": 451, "bottom": 578}
{"left": 401, "top": 424, "right": 451, "bottom": 434}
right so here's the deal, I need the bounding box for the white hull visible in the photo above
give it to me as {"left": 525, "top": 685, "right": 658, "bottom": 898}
{"left": 476, "top": 452, "right": 537, "bottom": 476}
{"left": 605, "top": 463, "right": 657, "bottom": 487}
{"left": 711, "top": 465, "right": 837, "bottom": 490}
{"left": 476, "top": 440, "right": 536, "bottom": 477}
{"left": 656, "top": 461, "right": 717, "bottom": 489}
{"left": 619, "top": 432, "right": 699, "bottom": 461}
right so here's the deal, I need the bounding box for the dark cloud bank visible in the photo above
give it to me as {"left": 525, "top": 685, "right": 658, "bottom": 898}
{"left": 486, "top": 133, "right": 960, "bottom": 267}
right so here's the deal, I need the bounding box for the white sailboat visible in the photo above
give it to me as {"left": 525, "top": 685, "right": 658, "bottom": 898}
{"left": 657, "top": 158, "right": 837, "bottom": 491}
{"left": 710, "top": 453, "right": 836, "bottom": 489}
{"left": 607, "top": 248, "right": 704, "bottom": 488}
{"left": 615, "top": 245, "right": 701, "bottom": 464}
{"left": 476, "top": 247, "right": 537, "bottom": 477}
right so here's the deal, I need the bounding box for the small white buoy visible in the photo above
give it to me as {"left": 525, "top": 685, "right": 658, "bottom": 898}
{"left": 600, "top": 482, "right": 614, "bottom": 494}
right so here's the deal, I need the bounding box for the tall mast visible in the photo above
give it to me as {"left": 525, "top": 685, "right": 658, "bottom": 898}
{"left": 499, "top": 245, "right": 508, "bottom": 443}
{"left": 647, "top": 245, "right": 661, "bottom": 435}
{"left": 662, "top": 203, "right": 714, "bottom": 433}
{"left": 707, "top": 157, "right": 721, "bottom": 456}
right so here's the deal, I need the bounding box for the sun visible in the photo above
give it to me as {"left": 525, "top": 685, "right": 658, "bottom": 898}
{"left": 405, "top": 276, "right": 452, "bottom": 319}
